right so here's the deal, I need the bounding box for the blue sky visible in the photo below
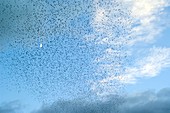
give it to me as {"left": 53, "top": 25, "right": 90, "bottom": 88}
{"left": 0, "top": 0, "right": 170, "bottom": 113}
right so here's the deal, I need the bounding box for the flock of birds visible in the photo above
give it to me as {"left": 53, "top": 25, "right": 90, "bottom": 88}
{"left": 0, "top": 0, "right": 132, "bottom": 102}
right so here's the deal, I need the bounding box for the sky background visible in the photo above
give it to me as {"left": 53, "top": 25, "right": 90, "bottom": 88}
{"left": 0, "top": 0, "right": 170, "bottom": 113}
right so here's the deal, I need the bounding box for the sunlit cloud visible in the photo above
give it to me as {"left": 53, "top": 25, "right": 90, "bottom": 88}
{"left": 88, "top": 0, "right": 170, "bottom": 96}
{"left": 99, "top": 47, "right": 170, "bottom": 85}
{"left": 127, "top": 0, "right": 170, "bottom": 45}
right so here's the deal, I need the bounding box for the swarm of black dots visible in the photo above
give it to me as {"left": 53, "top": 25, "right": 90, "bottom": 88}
{"left": 0, "top": 0, "right": 132, "bottom": 102}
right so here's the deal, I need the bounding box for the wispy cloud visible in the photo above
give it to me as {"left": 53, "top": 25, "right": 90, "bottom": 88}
{"left": 87, "top": 0, "right": 170, "bottom": 45}
{"left": 127, "top": 0, "right": 170, "bottom": 45}
{"left": 88, "top": 0, "right": 170, "bottom": 96}
{"left": 85, "top": 0, "right": 132, "bottom": 96}
{"left": 99, "top": 47, "right": 170, "bottom": 85}
{"left": 85, "top": 0, "right": 132, "bottom": 45}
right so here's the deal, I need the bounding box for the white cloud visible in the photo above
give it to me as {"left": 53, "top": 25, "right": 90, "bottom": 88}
{"left": 88, "top": 0, "right": 170, "bottom": 96}
{"left": 100, "top": 47, "right": 170, "bottom": 84}
{"left": 85, "top": 0, "right": 132, "bottom": 44}
{"left": 88, "top": 0, "right": 169, "bottom": 45}
{"left": 91, "top": 47, "right": 170, "bottom": 96}
{"left": 131, "top": 0, "right": 166, "bottom": 18}
{"left": 127, "top": 0, "right": 170, "bottom": 45}
{"left": 93, "top": 8, "right": 108, "bottom": 24}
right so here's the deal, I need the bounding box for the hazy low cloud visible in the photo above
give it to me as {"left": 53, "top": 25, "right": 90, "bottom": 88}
{"left": 0, "top": 101, "right": 22, "bottom": 113}
{"left": 32, "top": 95, "right": 123, "bottom": 113}
{"left": 30, "top": 88, "right": 170, "bottom": 113}
{"left": 1, "top": 88, "right": 170, "bottom": 113}
{"left": 120, "top": 88, "right": 170, "bottom": 113}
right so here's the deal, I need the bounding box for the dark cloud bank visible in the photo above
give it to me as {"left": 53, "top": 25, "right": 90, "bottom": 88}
{"left": 1, "top": 88, "right": 170, "bottom": 113}
{"left": 0, "top": 101, "right": 22, "bottom": 113}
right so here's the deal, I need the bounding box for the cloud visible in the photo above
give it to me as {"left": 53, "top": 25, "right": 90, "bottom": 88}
{"left": 32, "top": 97, "right": 122, "bottom": 113}
{"left": 124, "top": 47, "right": 170, "bottom": 82}
{"left": 90, "top": 47, "right": 170, "bottom": 96}
{"left": 1, "top": 89, "right": 170, "bottom": 113}
{"left": 127, "top": 0, "right": 170, "bottom": 45}
{"left": 31, "top": 88, "right": 170, "bottom": 113}
{"left": 87, "top": 0, "right": 170, "bottom": 45}
{"left": 0, "top": 101, "right": 22, "bottom": 113}
{"left": 86, "top": 0, "right": 133, "bottom": 96}
{"left": 99, "top": 47, "right": 170, "bottom": 85}
{"left": 120, "top": 88, "right": 170, "bottom": 113}
{"left": 85, "top": 0, "right": 170, "bottom": 96}
{"left": 85, "top": 0, "right": 132, "bottom": 44}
